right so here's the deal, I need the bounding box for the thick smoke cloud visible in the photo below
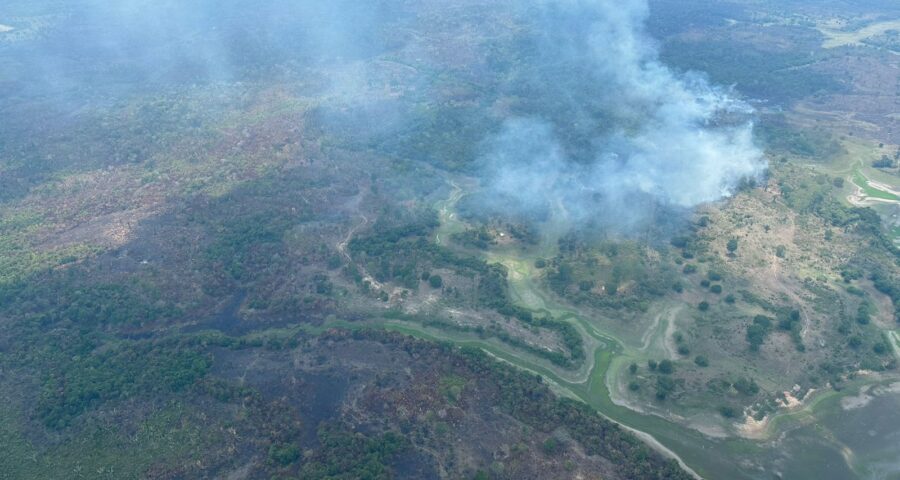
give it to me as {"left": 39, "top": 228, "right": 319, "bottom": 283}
{"left": 2, "top": 0, "right": 766, "bottom": 234}
{"left": 480, "top": 0, "right": 767, "bottom": 232}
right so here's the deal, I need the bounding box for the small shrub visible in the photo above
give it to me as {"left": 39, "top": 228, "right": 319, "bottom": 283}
{"left": 542, "top": 437, "right": 560, "bottom": 455}
{"left": 732, "top": 377, "right": 759, "bottom": 396}
{"left": 718, "top": 405, "right": 738, "bottom": 418}
{"left": 727, "top": 238, "right": 739, "bottom": 254}
{"left": 658, "top": 360, "right": 675, "bottom": 374}
{"left": 269, "top": 443, "right": 301, "bottom": 466}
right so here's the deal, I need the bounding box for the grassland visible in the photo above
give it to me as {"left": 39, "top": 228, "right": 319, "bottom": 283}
{"left": 817, "top": 19, "right": 900, "bottom": 49}
{"left": 852, "top": 167, "right": 900, "bottom": 202}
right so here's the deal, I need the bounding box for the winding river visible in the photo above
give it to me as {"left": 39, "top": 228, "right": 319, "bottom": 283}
{"left": 356, "top": 180, "right": 900, "bottom": 479}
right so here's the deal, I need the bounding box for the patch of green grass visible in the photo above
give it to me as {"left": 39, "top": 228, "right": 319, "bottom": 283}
{"left": 0, "top": 243, "right": 100, "bottom": 286}
{"left": 0, "top": 402, "right": 215, "bottom": 479}
{"left": 439, "top": 374, "right": 468, "bottom": 404}
{"left": 852, "top": 169, "right": 899, "bottom": 202}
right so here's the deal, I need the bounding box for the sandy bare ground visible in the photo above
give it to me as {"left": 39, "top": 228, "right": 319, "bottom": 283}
{"left": 818, "top": 19, "right": 900, "bottom": 49}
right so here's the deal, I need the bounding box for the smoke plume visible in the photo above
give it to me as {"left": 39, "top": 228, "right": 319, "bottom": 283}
{"left": 1, "top": 0, "right": 766, "bottom": 233}
{"left": 479, "top": 0, "right": 767, "bottom": 232}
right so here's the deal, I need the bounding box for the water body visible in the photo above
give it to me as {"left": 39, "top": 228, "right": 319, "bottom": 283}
{"left": 785, "top": 382, "right": 900, "bottom": 480}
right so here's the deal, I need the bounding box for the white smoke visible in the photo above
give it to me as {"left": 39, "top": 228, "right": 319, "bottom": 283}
{"left": 482, "top": 0, "right": 767, "bottom": 230}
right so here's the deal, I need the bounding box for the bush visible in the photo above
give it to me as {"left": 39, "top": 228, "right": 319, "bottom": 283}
{"left": 655, "top": 376, "right": 676, "bottom": 400}
{"left": 747, "top": 315, "right": 773, "bottom": 351}
{"left": 874, "top": 155, "right": 894, "bottom": 168}
{"left": 658, "top": 360, "right": 675, "bottom": 374}
{"left": 698, "top": 301, "right": 710, "bottom": 311}
{"left": 718, "top": 405, "right": 738, "bottom": 418}
{"left": 732, "top": 377, "right": 760, "bottom": 396}
{"left": 857, "top": 303, "right": 872, "bottom": 325}
{"left": 683, "top": 264, "right": 697, "bottom": 274}
{"left": 542, "top": 437, "right": 560, "bottom": 455}
{"left": 727, "top": 238, "right": 739, "bottom": 254}
{"left": 710, "top": 284, "right": 722, "bottom": 294}
{"left": 534, "top": 258, "right": 547, "bottom": 269}
{"left": 269, "top": 443, "right": 301, "bottom": 466}
{"left": 429, "top": 275, "right": 444, "bottom": 289}
{"left": 694, "top": 355, "right": 709, "bottom": 367}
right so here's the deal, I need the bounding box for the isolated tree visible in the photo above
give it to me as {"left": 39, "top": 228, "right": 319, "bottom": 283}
{"left": 873, "top": 155, "right": 893, "bottom": 168}
{"left": 726, "top": 238, "right": 739, "bottom": 255}
{"left": 658, "top": 360, "right": 675, "bottom": 374}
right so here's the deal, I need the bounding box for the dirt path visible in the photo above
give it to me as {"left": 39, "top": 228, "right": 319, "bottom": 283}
{"left": 662, "top": 307, "right": 682, "bottom": 360}
{"left": 336, "top": 189, "right": 389, "bottom": 294}
{"left": 890, "top": 331, "right": 900, "bottom": 361}
{"left": 434, "top": 180, "right": 464, "bottom": 246}
{"left": 640, "top": 310, "right": 664, "bottom": 351}
{"left": 639, "top": 304, "right": 683, "bottom": 359}
{"left": 337, "top": 213, "right": 367, "bottom": 261}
